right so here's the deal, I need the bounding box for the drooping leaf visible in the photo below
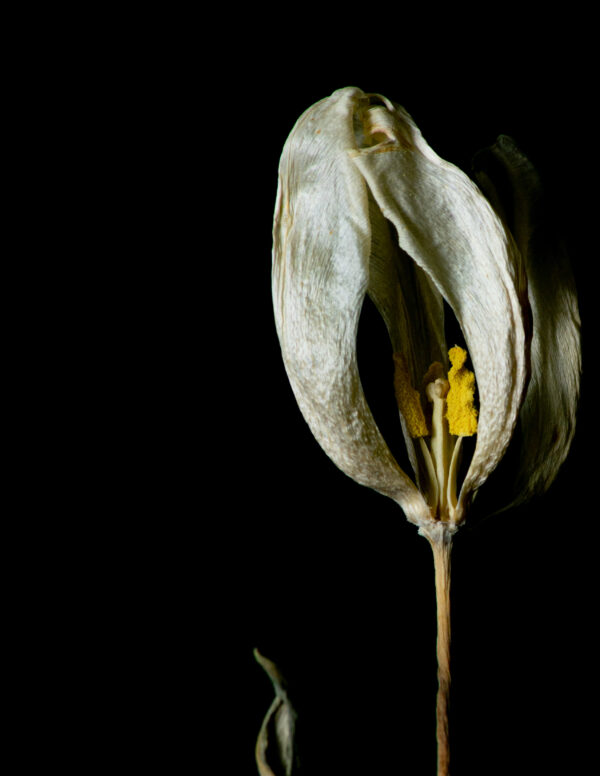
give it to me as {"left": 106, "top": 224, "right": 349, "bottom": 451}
{"left": 254, "top": 649, "right": 300, "bottom": 776}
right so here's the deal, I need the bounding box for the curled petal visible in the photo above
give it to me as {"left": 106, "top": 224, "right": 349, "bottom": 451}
{"left": 349, "top": 95, "right": 529, "bottom": 522}
{"left": 473, "top": 135, "right": 581, "bottom": 507}
{"left": 366, "top": 191, "right": 447, "bottom": 386}
{"left": 272, "top": 87, "right": 431, "bottom": 526}
{"left": 367, "top": 200, "right": 447, "bottom": 483}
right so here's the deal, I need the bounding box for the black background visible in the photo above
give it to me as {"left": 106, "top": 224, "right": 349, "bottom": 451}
{"left": 82, "top": 20, "right": 596, "bottom": 776}
{"left": 12, "top": 13, "right": 596, "bottom": 776}
{"left": 203, "top": 38, "right": 595, "bottom": 776}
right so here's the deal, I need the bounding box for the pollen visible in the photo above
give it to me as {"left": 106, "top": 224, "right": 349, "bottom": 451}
{"left": 393, "top": 353, "right": 428, "bottom": 438}
{"left": 446, "top": 346, "right": 478, "bottom": 437}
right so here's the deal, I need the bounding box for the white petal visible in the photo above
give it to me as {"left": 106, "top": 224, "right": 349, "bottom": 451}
{"left": 366, "top": 193, "right": 447, "bottom": 485}
{"left": 272, "top": 87, "right": 431, "bottom": 526}
{"left": 349, "top": 97, "right": 528, "bottom": 522}
{"left": 366, "top": 192, "right": 447, "bottom": 381}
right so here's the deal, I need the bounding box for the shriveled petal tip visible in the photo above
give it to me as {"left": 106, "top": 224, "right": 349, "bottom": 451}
{"left": 272, "top": 86, "right": 431, "bottom": 526}
{"left": 254, "top": 649, "right": 300, "bottom": 776}
{"left": 473, "top": 135, "right": 581, "bottom": 508}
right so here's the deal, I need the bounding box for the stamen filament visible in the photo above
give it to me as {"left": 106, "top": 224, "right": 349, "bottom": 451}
{"left": 447, "top": 436, "right": 463, "bottom": 513}
{"left": 419, "top": 437, "right": 439, "bottom": 513}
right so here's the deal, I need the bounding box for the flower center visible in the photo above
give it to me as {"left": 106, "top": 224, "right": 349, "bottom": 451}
{"left": 393, "top": 347, "right": 478, "bottom": 522}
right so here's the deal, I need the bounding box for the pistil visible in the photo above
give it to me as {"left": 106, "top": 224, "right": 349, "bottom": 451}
{"left": 426, "top": 377, "right": 452, "bottom": 519}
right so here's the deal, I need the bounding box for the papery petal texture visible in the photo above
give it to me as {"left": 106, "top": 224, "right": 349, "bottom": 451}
{"left": 272, "top": 87, "right": 431, "bottom": 526}
{"left": 273, "top": 86, "right": 533, "bottom": 526}
{"left": 254, "top": 650, "right": 300, "bottom": 776}
{"left": 473, "top": 135, "right": 581, "bottom": 507}
{"left": 349, "top": 94, "right": 529, "bottom": 521}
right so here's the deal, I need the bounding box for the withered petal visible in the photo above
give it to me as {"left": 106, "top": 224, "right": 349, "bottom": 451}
{"left": 349, "top": 96, "right": 529, "bottom": 522}
{"left": 473, "top": 135, "right": 581, "bottom": 508}
{"left": 272, "top": 86, "right": 432, "bottom": 526}
{"left": 254, "top": 649, "right": 300, "bottom": 776}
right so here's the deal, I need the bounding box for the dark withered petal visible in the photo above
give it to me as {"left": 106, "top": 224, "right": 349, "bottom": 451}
{"left": 254, "top": 649, "right": 301, "bottom": 776}
{"left": 472, "top": 136, "right": 581, "bottom": 509}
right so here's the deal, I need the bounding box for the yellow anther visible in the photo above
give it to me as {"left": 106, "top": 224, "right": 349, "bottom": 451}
{"left": 393, "top": 353, "right": 428, "bottom": 438}
{"left": 446, "top": 346, "right": 478, "bottom": 437}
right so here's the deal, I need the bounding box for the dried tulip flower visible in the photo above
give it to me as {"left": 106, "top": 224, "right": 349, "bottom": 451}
{"left": 260, "top": 86, "right": 581, "bottom": 776}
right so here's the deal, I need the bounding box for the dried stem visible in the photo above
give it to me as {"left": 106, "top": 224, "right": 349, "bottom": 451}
{"left": 427, "top": 526, "right": 453, "bottom": 776}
